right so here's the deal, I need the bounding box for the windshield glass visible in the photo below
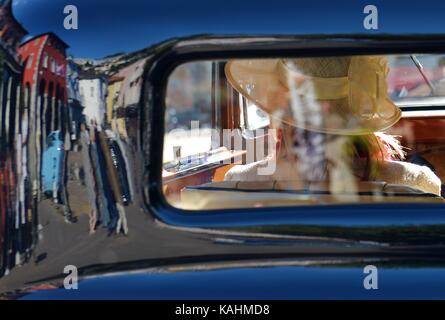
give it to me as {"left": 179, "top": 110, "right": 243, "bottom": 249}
{"left": 388, "top": 54, "right": 445, "bottom": 101}
{"left": 163, "top": 55, "right": 445, "bottom": 211}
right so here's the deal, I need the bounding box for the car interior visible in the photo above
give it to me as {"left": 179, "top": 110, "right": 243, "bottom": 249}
{"left": 162, "top": 55, "right": 445, "bottom": 210}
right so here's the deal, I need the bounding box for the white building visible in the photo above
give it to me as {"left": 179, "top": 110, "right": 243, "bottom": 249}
{"left": 79, "top": 74, "right": 107, "bottom": 127}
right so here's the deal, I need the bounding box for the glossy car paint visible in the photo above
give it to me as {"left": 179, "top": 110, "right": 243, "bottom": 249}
{"left": 20, "top": 263, "right": 445, "bottom": 300}
{"left": 1, "top": 0, "right": 445, "bottom": 299}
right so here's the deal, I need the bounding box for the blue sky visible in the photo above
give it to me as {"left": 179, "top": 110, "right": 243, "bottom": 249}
{"left": 11, "top": 0, "right": 445, "bottom": 59}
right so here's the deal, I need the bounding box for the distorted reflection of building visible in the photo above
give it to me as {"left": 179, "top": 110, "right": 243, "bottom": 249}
{"left": 18, "top": 32, "right": 70, "bottom": 199}
{"left": 76, "top": 70, "right": 132, "bottom": 235}
{"left": 112, "top": 58, "right": 147, "bottom": 143}
{"left": 0, "top": 0, "right": 138, "bottom": 279}
{"left": 106, "top": 75, "right": 123, "bottom": 131}
{"left": 102, "top": 59, "right": 150, "bottom": 215}
{"left": 0, "top": 0, "right": 36, "bottom": 275}
{"left": 105, "top": 74, "right": 134, "bottom": 203}
{"left": 66, "top": 56, "right": 84, "bottom": 147}
{"left": 79, "top": 72, "right": 107, "bottom": 127}
{"left": 80, "top": 125, "right": 129, "bottom": 235}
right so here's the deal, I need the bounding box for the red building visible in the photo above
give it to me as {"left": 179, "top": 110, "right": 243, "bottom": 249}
{"left": 18, "top": 32, "right": 69, "bottom": 195}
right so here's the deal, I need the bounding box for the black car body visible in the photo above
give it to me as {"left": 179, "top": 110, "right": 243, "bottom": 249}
{"left": 1, "top": 0, "right": 445, "bottom": 300}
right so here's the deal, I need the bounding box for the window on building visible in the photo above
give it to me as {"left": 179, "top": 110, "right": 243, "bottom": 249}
{"left": 43, "top": 53, "right": 49, "bottom": 69}
{"left": 90, "top": 86, "right": 94, "bottom": 98}
{"left": 27, "top": 54, "right": 34, "bottom": 69}
{"left": 80, "top": 87, "right": 85, "bottom": 102}
{"left": 50, "top": 58, "right": 56, "bottom": 73}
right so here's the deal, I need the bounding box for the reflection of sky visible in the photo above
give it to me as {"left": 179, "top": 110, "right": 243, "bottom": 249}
{"left": 12, "top": 0, "right": 445, "bottom": 59}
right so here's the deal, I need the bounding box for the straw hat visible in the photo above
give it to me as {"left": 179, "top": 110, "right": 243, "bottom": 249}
{"left": 225, "top": 56, "right": 401, "bottom": 135}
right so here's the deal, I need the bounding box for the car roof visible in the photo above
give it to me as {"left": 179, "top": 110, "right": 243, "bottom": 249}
{"left": 13, "top": 0, "right": 445, "bottom": 59}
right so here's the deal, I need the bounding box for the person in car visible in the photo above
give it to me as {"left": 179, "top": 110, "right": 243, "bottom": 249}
{"left": 223, "top": 56, "right": 442, "bottom": 196}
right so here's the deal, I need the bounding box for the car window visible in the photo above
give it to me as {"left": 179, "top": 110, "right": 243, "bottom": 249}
{"left": 240, "top": 96, "right": 271, "bottom": 131}
{"left": 388, "top": 54, "right": 445, "bottom": 100}
{"left": 164, "top": 62, "right": 213, "bottom": 163}
{"left": 163, "top": 55, "right": 445, "bottom": 211}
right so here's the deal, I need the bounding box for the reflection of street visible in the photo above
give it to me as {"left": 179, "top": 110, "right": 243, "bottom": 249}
{"left": 4, "top": 189, "right": 353, "bottom": 295}
{"left": 65, "top": 126, "right": 131, "bottom": 236}
{"left": 65, "top": 150, "right": 95, "bottom": 219}
{"left": 0, "top": 0, "right": 148, "bottom": 279}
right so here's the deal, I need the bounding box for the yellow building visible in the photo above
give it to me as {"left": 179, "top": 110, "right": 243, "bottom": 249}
{"left": 106, "top": 76, "right": 124, "bottom": 133}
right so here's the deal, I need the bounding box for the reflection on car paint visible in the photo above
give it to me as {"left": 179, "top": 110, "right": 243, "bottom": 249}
{"left": 1, "top": 0, "right": 445, "bottom": 299}
{"left": 0, "top": 1, "right": 137, "bottom": 281}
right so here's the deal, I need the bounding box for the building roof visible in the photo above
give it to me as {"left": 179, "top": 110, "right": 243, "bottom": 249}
{"left": 108, "top": 75, "right": 125, "bottom": 84}
{"left": 19, "top": 32, "right": 69, "bottom": 49}
{"left": 78, "top": 69, "right": 107, "bottom": 81}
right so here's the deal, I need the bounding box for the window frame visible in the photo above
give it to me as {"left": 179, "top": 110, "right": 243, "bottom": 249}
{"left": 43, "top": 52, "right": 48, "bottom": 69}
{"left": 142, "top": 35, "right": 445, "bottom": 242}
{"left": 50, "top": 58, "right": 56, "bottom": 73}
{"left": 26, "top": 53, "right": 33, "bottom": 69}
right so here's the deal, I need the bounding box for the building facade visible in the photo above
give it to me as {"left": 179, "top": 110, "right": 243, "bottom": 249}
{"left": 66, "top": 56, "right": 83, "bottom": 143}
{"left": 106, "top": 75, "right": 123, "bottom": 131}
{"left": 18, "top": 32, "right": 69, "bottom": 195}
{"left": 114, "top": 58, "right": 147, "bottom": 141}
{"left": 79, "top": 73, "right": 107, "bottom": 127}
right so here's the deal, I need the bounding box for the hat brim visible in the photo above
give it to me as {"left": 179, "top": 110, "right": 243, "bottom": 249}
{"left": 225, "top": 59, "right": 401, "bottom": 135}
